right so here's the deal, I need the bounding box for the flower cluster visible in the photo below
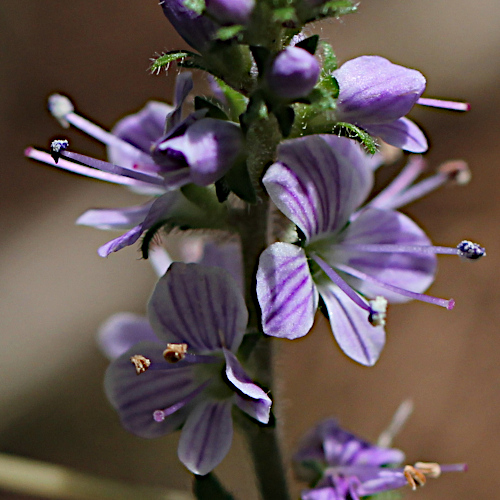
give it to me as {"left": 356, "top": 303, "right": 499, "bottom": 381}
{"left": 26, "top": 0, "right": 482, "bottom": 494}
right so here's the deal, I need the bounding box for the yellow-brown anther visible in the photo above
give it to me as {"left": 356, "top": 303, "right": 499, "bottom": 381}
{"left": 130, "top": 354, "right": 151, "bottom": 375}
{"left": 163, "top": 343, "right": 188, "bottom": 363}
{"left": 414, "top": 462, "right": 442, "bottom": 478}
{"left": 404, "top": 465, "right": 427, "bottom": 490}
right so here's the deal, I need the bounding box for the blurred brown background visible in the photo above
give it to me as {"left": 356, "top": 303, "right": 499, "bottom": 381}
{"left": 0, "top": 1, "right": 499, "bottom": 498}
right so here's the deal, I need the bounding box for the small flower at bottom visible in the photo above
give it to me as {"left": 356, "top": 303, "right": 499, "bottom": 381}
{"left": 102, "top": 263, "right": 271, "bottom": 475}
{"left": 294, "top": 418, "right": 466, "bottom": 500}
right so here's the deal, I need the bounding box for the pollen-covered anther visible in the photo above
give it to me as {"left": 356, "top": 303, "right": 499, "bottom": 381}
{"left": 48, "top": 94, "right": 74, "bottom": 128}
{"left": 50, "top": 139, "right": 69, "bottom": 163}
{"left": 368, "top": 296, "right": 388, "bottom": 327}
{"left": 438, "top": 160, "right": 471, "bottom": 186}
{"left": 130, "top": 354, "right": 151, "bottom": 375}
{"left": 163, "top": 343, "right": 188, "bottom": 363}
{"left": 414, "top": 461, "right": 442, "bottom": 479}
{"left": 457, "top": 240, "right": 486, "bottom": 260}
{"left": 404, "top": 465, "right": 427, "bottom": 490}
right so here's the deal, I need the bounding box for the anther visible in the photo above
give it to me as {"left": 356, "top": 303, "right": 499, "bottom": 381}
{"left": 48, "top": 94, "right": 74, "bottom": 128}
{"left": 50, "top": 139, "right": 69, "bottom": 163}
{"left": 457, "top": 240, "right": 486, "bottom": 260}
{"left": 438, "top": 160, "right": 471, "bottom": 186}
{"left": 368, "top": 296, "right": 388, "bottom": 327}
{"left": 414, "top": 462, "right": 442, "bottom": 479}
{"left": 404, "top": 465, "right": 427, "bottom": 490}
{"left": 163, "top": 343, "right": 188, "bottom": 363}
{"left": 130, "top": 354, "right": 151, "bottom": 375}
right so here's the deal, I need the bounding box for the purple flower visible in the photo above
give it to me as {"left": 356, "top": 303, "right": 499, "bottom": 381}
{"left": 257, "top": 135, "right": 483, "bottom": 365}
{"left": 294, "top": 419, "right": 466, "bottom": 500}
{"left": 205, "top": 0, "right": 255, "bottom": 25}
{"left": 333, "top": 56, "right": 428, "bottom": 153}
{"left": 102, "top": 263, "right": 271, "bottom": 475}
{"left": 266, "top": 47, "right": 321, "bottom": 100}
{"left": 26, "top": 73, "right": 241, "bottom": 256}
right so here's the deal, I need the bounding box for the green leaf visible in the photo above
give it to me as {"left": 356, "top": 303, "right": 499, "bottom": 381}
{"left": 149, "top": 51, "right": 197, "bottom": 74}
{"left": 319, "top": 41, "right": 337, "bottom": 73}
{"left": 194, "top": 96, "right": 229, "bottom": 120}
{"left": 216, "top": 25, "right": 244, "bottom": 41}
{"left": 333, "top": 122, "right": 378, "bottom": 154}
{"left": 296, "top": 35, "right": 319, "bottom": 55}
{"left": 224, "top": 158, "right": 257, "bottom": 203}
{"left": 183, "top": 0, "right": 205, "bottom": 15}
{"left": 272, "top": 7, "right": 297, "bottom": 23}
{"left": 213, "top": 78, "right": 248, "bottom": 121}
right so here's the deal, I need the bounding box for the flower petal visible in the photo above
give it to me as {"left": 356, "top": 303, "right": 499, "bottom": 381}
{"left": 76, "top": 201, "right": 154, "bottom": 230}
{"left": 264, "top": 135, "right": 374, "bottom": 241}
{"left": 334, "top": 56, "right": 425, "bottom": 124}
{"left": 257, "top": 243, "right": 318, "bottom": 339}
{"left": 356, "top": 470, "right": 407, "bottom": 496}
{"left": 148, "top": 262, "right": 248, "bottom": 352}
{"left": 317, "top": 284, "right": 385, "bottom": 366}
{"left": 108, "top": 101, "right": 172, "bottom": 168}
{"left": 224, "top": 349, "right": 271, "bottom": 424}
{"left": 98, "top": 313, "right": 159, "bottom": 360}
{"left": 335, "top": 208, "right": 437, "bottom": 302}
{"left": 104, "top": 342, "right": 197, "bottom": 438}
{"left": 177, "top": 399, "right": 233, "bottom": 475}
{"left": 364, "top": 117, "right": 428, "bottom": 153}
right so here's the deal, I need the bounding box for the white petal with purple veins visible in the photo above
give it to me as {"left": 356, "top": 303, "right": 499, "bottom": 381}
{"left": 257, "top": 243, "right": 318, "bottom": 339}
{"left": 149, "top": 263, "right": 248, "bottom": 352}
{"left": 224, "top": 349, "right": 271, "bottom": 424}
{"left": 264, "top": 136, "right": 373, "bottom": 241}
{"left": 178, "top": 399, "right": 233, "bottom": 475}
{"left": 334, "top": 208, "right": 436, "bottom": 302}
{"left": 98, "top": 313, "right": 159, "bottom": 360}
{"left": 318, "top": 284, "right": 385, "bottom": 366}
{"left": 104, "top": 342, "right": 198, "bottom": 438}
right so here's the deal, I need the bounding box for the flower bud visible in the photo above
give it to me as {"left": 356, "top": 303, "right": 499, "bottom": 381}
{"left": 205, "top": 0, "right": 255, "bottom": 25}
{"left": 266, "top": 47, "right": 320, "bottom": 100}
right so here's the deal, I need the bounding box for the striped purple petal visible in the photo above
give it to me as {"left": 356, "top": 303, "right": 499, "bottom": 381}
{"left": 364, "top": 117, "right": 428, "bottom": 153}
{"left": 177, "top": 399, "right": 233, "bottom": 475}
{"left": 317, "top": 284, "right": 385, "bottom": 366}
{"left": 224, "top": 349, "right": 271, "bottom": 424}
{"left": 98, "top": 313, "right": 159, "bottom": 360}
{"left": 334, "top": 208, "right": 436, "bottom": 302}
{"left": 104, "top": 342, "right": 197, "bottom": 438}
{"left": 257, "top": 243, "right": 318, "bottom": 339}
{"left": 148, "top": 263, "right": 248, "bottom": 353}
{"left": 263, "top": 135, "right": 374, "bottom": 241}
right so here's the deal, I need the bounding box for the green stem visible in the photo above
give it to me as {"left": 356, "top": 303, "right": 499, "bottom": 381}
{"left": 0, "top": 452, "right": 192, "bottom": 500}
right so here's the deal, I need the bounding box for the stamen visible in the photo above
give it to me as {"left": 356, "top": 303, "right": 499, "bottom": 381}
{"left": 457, "top": 240, "right": 486, "bottom": 260}
{"left": 152, "top": 380, "right": 210, "bottom": 422}
{"left": 334, "top": 243, "right": 461, "bottom": 256}
{"left": 48, "top": 94, "right": 155, "bottom": 169}
{"left": 368, "top": 296, "right": 387, "bottom": 327}
{"left": 414, "top": 462, "right": 441, "bottom": 478}
{"left": 163, "top": 343, "right": 188, "bottom": 363}
{"left": 404, "top": 465, "right": 427, "bottom": 490}
{"left": 50, "top": 139, "right": 69, "bottom": 163}
{"left": 334, "top": 262, "right": 455, "bottom": 310}
{"left": 130, "top": 354, "right": 151, "bottom": 375}
{"left": 417, "top": 97, "right": 470, "bottom": 112}
{"left": 438, "top": 160, "right": 471, "bottom": 185}
{"left": 310, "top": 253, "right": 371, "bottom": 313}
{"left": 369, "top": 156, "right": 426, "bottom": 209}
{"left": 59, "top": 150, "right": 165, "bottom": 186}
